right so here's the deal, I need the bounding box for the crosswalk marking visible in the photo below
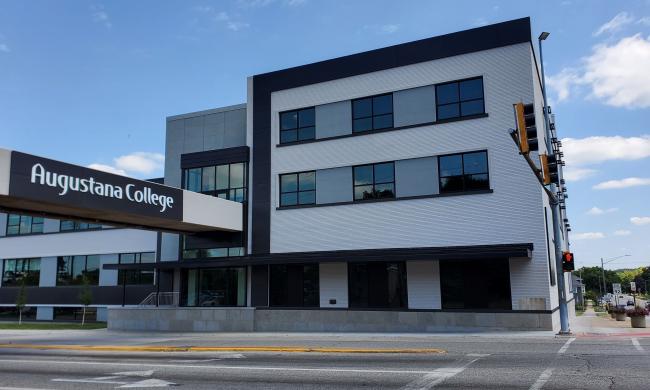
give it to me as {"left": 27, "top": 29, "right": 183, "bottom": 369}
{"left": 632, "top": 338, "right": 644, "bottom": 352}
{"left": 528, "top": 368, "right": 554, "bottom": 390}
{"left": 557, "top": 338, "right": 575, "bottom": 354}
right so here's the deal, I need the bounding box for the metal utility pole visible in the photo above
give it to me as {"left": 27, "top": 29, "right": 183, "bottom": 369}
{"left": 538, "top": 32, "right": 570, "bottom": 335}
{"left": 601, "top": 257, "right": 606, "bottom": 299}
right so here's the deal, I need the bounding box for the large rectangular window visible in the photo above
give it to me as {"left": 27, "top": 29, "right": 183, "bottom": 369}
{"left": 6, "top": 214, "right": 43, "bottom": 236}
{"left": 280, "top": 107, "right": 315, "bottom": 143}
{"left": 2, "top": 258, "right": 40, "bottom": 287}
{"left": 184, "top": 162, "right": 247, "bottom": 202}
{"left": 56, "top": 255, "right": 100, "bottom": 286}
{"left": 269, "top": 264, "right": 319, "bottom": 307}
{"left": 118, "top": 252, "right": 155, "bottom": 285}
{"left": 184, "top": 267, "right": 246, "bottom": 307}
{"left": 438, "top": 151, "right": 489, "bottom": 193}
{"left": 436, "top": 77, "right": 485, "bottom": 120}
{"left": 352, "top": 94, "right": 393, "bottom": 132}
{"left": 182, "top": 246, "right": 245, "bottom": 260}
{"left": 279, "top": 171, "right": 316, "bottom": 207}
{"left": 60, "top": 220, "right": 102, "bottom": 232}
{"left": 353, "top": 162, "right": 395, "bottom": 201}
{"left": 348, "top": 262, "right": 407, "bottom": 308}
{"left": 440, "top": 259, "right": 512, "bottom": 310}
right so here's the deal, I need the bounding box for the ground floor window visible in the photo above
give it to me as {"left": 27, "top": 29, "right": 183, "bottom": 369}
{"left": 0, "top": 306, "right": 36, "bottom": 320}
{"left": 348, "top": 262, "right": 407, "bottom": 308}
{"left": 269, "top": 264, "right": 319, "bottom": 307}
{"left": 118, "top": 252, "right": 155, "bottom": 285}
{"left": 440, "top": 259, "right": 512, "bottom": 310}
{"left": 54, "top": 307, "right": 97, "bottom": 322}
{"left": 184, "top": 267, "right": 246, "bottom": 307}
{"left": 56, "top": 255, "right": 100, "bottom": 286}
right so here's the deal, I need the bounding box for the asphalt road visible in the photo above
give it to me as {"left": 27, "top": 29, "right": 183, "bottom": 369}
{"left": 0, "top": 335, "right": 649, "bottom": 389}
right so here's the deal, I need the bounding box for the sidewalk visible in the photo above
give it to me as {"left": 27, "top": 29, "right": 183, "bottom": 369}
{"left": 572, "top": 302, "right": 650, "bottom": 337}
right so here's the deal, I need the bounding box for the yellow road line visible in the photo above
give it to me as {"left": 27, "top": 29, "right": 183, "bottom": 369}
{"left": 0, "top": 344, "right": 445, "bottom": 354}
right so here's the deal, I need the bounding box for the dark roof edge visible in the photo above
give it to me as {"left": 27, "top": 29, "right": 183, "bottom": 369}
{"left": 254, "top": 17, "right": 531, "bottom": 87}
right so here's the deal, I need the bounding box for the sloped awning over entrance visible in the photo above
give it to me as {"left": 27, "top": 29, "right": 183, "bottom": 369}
{"left": 0, "top": 148, "right": 242, "bottom": 233}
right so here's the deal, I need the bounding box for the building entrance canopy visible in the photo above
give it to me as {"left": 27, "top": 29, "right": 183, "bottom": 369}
{"left": 0, "top": 148, "right": 242, "bottom": 233}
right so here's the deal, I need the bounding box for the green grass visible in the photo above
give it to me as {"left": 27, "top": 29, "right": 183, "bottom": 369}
{"left": 0, "top": 322, "right": 107, "bottom": 330}
{"left": 575, "top": 309, "right": 585, "bottom": 316}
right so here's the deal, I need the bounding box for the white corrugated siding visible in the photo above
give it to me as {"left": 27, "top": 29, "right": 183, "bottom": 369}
{"left": 269, "top": 43, "right": 553, "bottom": 310}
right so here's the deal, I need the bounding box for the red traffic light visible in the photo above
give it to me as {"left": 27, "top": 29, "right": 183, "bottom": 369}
{"left": 562, "top": 251, "right": 575, "bottom": 272}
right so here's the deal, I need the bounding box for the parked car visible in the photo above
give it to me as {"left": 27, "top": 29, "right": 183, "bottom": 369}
{"left": 627, "top": 300, "right": 635, "bottom": 306}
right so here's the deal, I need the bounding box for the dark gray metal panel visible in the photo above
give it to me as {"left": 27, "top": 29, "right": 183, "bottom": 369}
{"left": 224, "top": 109, "right": 247, "bottom": 148}
{"left": 395, "top": 157, "right": 438, "bottom": 198}
{"left": 393, "top": 86, "right": 436, "bottom": 127}
{"left": 0, "top": 213, "right": 7, "bottom": 236}
{"left": 316, "top": 167, "right": 353, "bottom": 204}
{"left": 183, "top": 116, "right": 204, "bottom": 153}
{"left": 251, "top": 265, "right": 269, "bottom": 307}
{"left": 203, "top": 113, "right": 225, "bottom": 150}
{"left": 165, "top": 120, "right": 184, "bottom": 188}
{"left": 315, "top": 101, "right": 352, "bottom": 139}
{"left": 181, "top": 146, "right": 249, "bottom": 169}
{"left": 0, "top": 285, "right": 157, "bottom": 305}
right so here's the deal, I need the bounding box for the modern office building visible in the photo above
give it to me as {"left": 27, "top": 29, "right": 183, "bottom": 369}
{"left": 1, "top": 17, "right": 574, "bottom": 331}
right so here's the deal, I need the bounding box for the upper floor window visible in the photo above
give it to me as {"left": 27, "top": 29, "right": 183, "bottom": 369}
{"left": 436, "top": 77, "right": 484, "bottom": 120}
{"left": 279, "top": 171, "right": 316, "bottom": 207}
{"left": 2, "top": 258, "right": 40, "bottom": 287}
{"left": 183, "top": 246, "right": 245, "bottom": 260}
{"left": 280, "top": 107, "right": 315, "bottom": 143}
{"left": 353, "top": 162, "right": 395, "bottom": 200}
{"left": 184, "top": 162, "right": 247, "bottom": 202}
{"left": 439, "top": 151, "right": 489, "bottom": 193}
{"left": 6, "top": 214, "right": 43, "bottom": 236}
{"left": 352, "top": 94, "right": 393, "bottom": 133}
{"left": 56, "top": 255, "right": 100, "bottom": 286}
{"left": 118, "top": 252, "right": 155, "bottom": 285}
{"left": 60, "top": 220, "right": 102, "bottom": 232}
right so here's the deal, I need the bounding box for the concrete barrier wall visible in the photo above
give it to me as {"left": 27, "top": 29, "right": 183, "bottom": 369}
{"left": 109, "top": 307, "right": 553, "bottom": 332}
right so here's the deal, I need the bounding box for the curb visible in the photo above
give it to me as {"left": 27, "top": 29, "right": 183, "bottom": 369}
{"left": 0, "top": 344, "right": 446, "bottom": 354}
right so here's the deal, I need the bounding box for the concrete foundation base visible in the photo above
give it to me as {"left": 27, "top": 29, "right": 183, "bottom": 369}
{"left": 108, "top": 307, "right": 554, "bottom": 332}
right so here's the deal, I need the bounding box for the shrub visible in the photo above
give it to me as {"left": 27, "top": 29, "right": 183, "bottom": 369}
{"left": 626, "top": 308, "right": 649, "bottom": 318}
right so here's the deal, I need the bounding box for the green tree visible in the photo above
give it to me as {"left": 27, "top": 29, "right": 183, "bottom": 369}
{"left": 79, "top": 276, "right": 93, "bottom": 327}
{"left": 575, "top": 266, "right": 621, "bottom": 298}
{"left": 15, "top": 280, "right": 27, "bottom": 326}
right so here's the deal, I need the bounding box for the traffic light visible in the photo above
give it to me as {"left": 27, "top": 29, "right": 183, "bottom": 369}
{"left": 562, "top": 251, "right": 575, "bottom": 272}
{"left": 514, "top": 103, "right": 538, "bottom": 153}
{"left": 541, "top": 154, "right": 560, "bottom": 185}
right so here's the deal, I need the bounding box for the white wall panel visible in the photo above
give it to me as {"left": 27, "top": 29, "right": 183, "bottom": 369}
{"left": 407, "top": 261, "right": 440, "bottom": 309}
{"left": 0, "top": 229, "right": 157, "bottom": 260}
{"left": 269, "top": 42, "right": 552, "bottom": 308}
{"left": 99, "top": 254, "right": 119, "bottom": 286}
{"left": 319, "top": 262, "right": 348, "bottom": 308}
{"left": 39, "top": 256, "right": 57, "bottom": 287}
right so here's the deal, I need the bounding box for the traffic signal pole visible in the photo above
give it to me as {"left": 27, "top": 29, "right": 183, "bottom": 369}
{"left": 539, "top": 34, "right": 571, "bottom": 335}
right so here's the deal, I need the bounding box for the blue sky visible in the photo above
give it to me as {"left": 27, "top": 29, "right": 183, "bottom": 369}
{"left": 1, "top": 0, "right": 649, "bottom": 269}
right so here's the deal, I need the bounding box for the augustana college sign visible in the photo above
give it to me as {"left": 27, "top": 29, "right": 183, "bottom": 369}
{"left": 8, "top": 151, "right": 183, "bottom": 220}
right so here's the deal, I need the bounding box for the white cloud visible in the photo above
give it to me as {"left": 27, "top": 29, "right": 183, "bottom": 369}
{"left": 614, "top": 230, "right": 632, "bottom": 236}
{"left": 89, "top": 152, "right": 164, "bottom": 178}
{"left": 91, "top": 5, "right": 112, "bottom": 29}
{"left": 380, "top": 24, "right": 400, "bottom": 34}
{"left": 587, "top": 206, "right": 618, "bottom": 215}
{"left": 548, "top": 34, "right": 650, "bottom": 108}
{"left": 0, "top": 43, "right": 9, "bottom": 53}
{"left": 472, "top": 17, "right": 489, "bottom": 27}
{"left": 593, "top": 12, "right": 634, "bottom": 36}
{"left": 88, "top": 163, "right": 127, "bottom": 176}
{"left": 236, "top": 0, "right": 306, "bottom": 7}
{"left": 639, "top": 16, "right": 650, "bottom": 26}
{"left": 562, "top": 167, "right": 597, "bottom": 182}
{"left": 573, "top": 232, "right": 606, "bottom": 240}
{"left": 593, "top": 177, "right": 650, "bottom": 190}
{"left": 114, "top": 152, "right": 164, "bottom": 175}
{"left": 631, "top": 216, "right": 650, "bottom": 225}
{"left": 562, "top": 135, "right": 650, "bottom": 166}
{"left": 194, "top": 8, "right": 249, "bottom": 31}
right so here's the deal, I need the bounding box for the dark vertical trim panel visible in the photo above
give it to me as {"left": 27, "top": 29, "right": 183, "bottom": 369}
{"left": 250, "top": 264, "right": 269, "bottom": 307}
{"left": 251, "top": 18, "right": 532, "bottom": 254}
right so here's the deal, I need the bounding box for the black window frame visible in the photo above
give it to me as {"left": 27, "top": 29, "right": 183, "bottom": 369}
{"left": 269, "top": 263, "right": 319, "bottom": 308}
{"left": 1, "top": 258, "right": 41, "bottom": 287}
{"left": 6, "top": 214, "right": 44, "bottom": 236}
{"left": 352, "top": 93, "right": 394, "bottom": 133}
{"left": 353, "top": 161, "right": 396, "bottom": 201}
{"left": 279, "top": 170, "right": 316, "bottom": 207}
{"left": 438, "top": 150, "right": 490, "bottom": 194}
{"left": 183, "top": 162, "right": 248, "bottom": 203}
{"left": 118, "top": 252, "right": 155, "bottom": 285}
{"left": 59, "top": 220, "right": 102, "bottom": 232}
{"left": 348, "top": 261, "right": 408, "bottom": 309}
{"left": 182, "top": 266, "right": 248, "bottom": 307}
{"left": 56, "top": 255, "right": 100, "bottom": 286}
{"left": 435, "top": 76, "right": 485, "bottom": 121}
{"left": 279, "top": 107, "right": 316, "bottom": 144}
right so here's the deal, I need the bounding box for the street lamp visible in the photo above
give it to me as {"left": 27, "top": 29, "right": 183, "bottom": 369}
{"left": 600, "top": 254, "right": 631, "bottom": 299}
